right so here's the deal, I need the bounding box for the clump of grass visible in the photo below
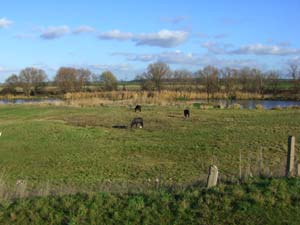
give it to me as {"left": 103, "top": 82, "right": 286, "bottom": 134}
{"left": 228, "top": 103, "right": 242, "bottom": 109}
{"left": 255, "top": 104, "right": 265, "bottom": 110}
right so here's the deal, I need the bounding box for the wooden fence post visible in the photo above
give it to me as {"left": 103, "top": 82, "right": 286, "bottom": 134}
{"left": 207, "top": 165, "right": 218, "bottom": 188}
{"left": 286, "top": 136, "right": 296, "bottom": 177}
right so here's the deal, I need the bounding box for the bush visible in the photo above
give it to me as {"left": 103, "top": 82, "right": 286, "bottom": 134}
{"left": 255, "top": 104, "right": 264, "bottom": 110}
{"left": 228, "top": 103, "right": 242, "bottom": 109}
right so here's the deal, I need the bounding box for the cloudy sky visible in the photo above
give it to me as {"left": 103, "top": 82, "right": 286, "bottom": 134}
{"left": 0, "top": 0, "right": 300, "bottom": 81}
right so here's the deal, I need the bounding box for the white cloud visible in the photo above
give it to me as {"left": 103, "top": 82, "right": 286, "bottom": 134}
{"left": 112, "top": 51, "right": 198, "bottom": 65}
{"left": 73, "top": 25, "right": 96, "bottom": 34}
{"left": 201, "top": 42, "right": 232, "bottom": 54}
{"left": 202, "top": 42, "right": 300, "bottom": 56}
{"left": 40, "top": 26, "right": 70, "bottom": 39}
{"left": 230, "top": 44, "right": 300, "bottom": 56}
{"left": 98, "top": 29, "right": 133, "bottom": 41}
{"left": 134, "top": 30, "right": 189, "bottom": 48}
{"left": 277, "top": 41, "right": 291, "bottom": 47}
{"left": 112, "top": 51, "right": 262, "bottom": 69}
{"left": 98, "top": 29, "right": 189, "bottom": 48}
{"left": 287, "top": 56, "right": 300, "bottom": 65}
{"left": 0, "top": 18, "right": 13, "bottom": 28}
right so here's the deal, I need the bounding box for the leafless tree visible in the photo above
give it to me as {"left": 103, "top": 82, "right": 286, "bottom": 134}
{"left": 288, "top": 63, "right": 299, "bottom": 93}
{"left": 55, "top": 67, "right": 77, "bottom": 93}
{"left": 145, "top": 62, "right": 171, "bottom": 92}
{"left": 98, "top": 71, "right": 118, "bottom": 91}
{"left": 55, "top": 67, "right": 91, "bottom": 93}
{"left": 4, "top": 74, "right": 19, "bottom": 95}
{"left": 75, "top": 69, "right": 92, "bottom": 92}
{"left": 19, "top": 67, "right": 47, "bottom": 96}
{"left": 173, "top": 69, "right": 193, "bottom": 91}
{"left": 220, "top": 67, "right": 237, "bottom": 99}
{"left": 266, "top": 71, "right": 280, "bottom": 94}
{"left": 197, "top": 66, "right": 219, "bottom": 101}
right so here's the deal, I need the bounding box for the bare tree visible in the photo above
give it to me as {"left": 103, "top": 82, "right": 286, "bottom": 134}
{"left": 75, "top": 69, "right": 92, "bottom": 92}
{"left": 135, "top": 73, "right": 155, "bottom": 91}
{"left": 197, "top": 66, "right": 219, "bottom": 101}
{"left": 55, "top": 67, "right": 77, "bottom": 93}
{"left": 97, "top": 71, "right": 118, "bottom": 91}
{"left": 238, "top": 67, "right": 252, "bottom": 92}
{"left": 288, "top": 63, "right": 299, "bottom": 93}
{"left": 220, "top": 67, "right": 237, "bottom": 100}
{"left": 19, "top": 67, "right": 47, "bottom": 96}
{"left": 173, "top": 69, "right": 193, "bottom": 91}
{"left": 55, "top": 67, "right": 91, "bottom": 93}
{"left": 252, "top": 68, "right": 265, "bottom": 95}
{"left": 266, "top": 71, "right": 280, "bottom": 94}
{"left": 4, "top": 74, "right": 19, "bottom": 95}
{"left": 145, "top": 62, "right": 171, "bottom": 92}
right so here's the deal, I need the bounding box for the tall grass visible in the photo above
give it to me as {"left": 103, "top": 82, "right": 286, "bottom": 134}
{"left": 63, "top": 91, "right": 263, "bottom": 106}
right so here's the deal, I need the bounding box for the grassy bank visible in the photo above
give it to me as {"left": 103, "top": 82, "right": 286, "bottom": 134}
{"left": 0, "top": 178, "right": 299, "bottom": 224}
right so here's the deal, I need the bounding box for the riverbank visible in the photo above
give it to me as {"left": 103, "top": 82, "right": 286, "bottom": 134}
{"left": 1, "top": 90, "right": 300, "bottom": 102}
{"left": 0, "top": 178, "right": 299, "bottom": 224}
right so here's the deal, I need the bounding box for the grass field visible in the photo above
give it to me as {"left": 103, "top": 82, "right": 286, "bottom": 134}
{"left": 0, "top": 104, "right": 299, "bottom": 193}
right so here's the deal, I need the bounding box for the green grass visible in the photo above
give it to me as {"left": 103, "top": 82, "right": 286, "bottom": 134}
{"left": 0, "top": 104, "right": 299, "bottom": 190}
{"left": 0, "top": 178, "right": 300, "bottom": 224}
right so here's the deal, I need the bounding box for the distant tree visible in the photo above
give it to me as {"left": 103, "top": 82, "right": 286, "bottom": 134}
{"left": 99, "top": 71, "right": 118, "bottom": 91}
{"left": 135, "top": 73, "right": 155, "bottom": 91}
{"left": 173, "top": 69, "right": 193, "bottom": 91}
{"left": 55, "top": 67, "right": 77, "bottom": 93}
{"left": 288, "top": 63, "right": 299, "bottom": 93}
{"left": 4, "top": 74, "right": 19, "bottom": 95}
{"left": 55, "top": 67, "right": 91, "bottom": 93}
{"left": 19, "top": 67, "right": 47, "bottom": 96}
{"left": 197, "top": 66, "right": 219, "bottom": 101}
{"left": 145, "top": 62, "right": 171, "bottom": 92}
{"left": 238, "top": 67, "right": 252, "bottom": 92}
{"left": 266, "top": 71, "right": 280, "bottom": 94}
{"left": 252, "top": 68, "right": 265, "bottom": 95}
{"left": 75, "top": 68, "right": 92, "bottom": 92}
{"left": 220, "top": 67, "right": 237, "bottom": 99}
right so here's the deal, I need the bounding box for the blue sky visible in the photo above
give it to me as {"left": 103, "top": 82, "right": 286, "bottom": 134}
{"left": 0, "top": 0, "right": 300, "bottom": 81}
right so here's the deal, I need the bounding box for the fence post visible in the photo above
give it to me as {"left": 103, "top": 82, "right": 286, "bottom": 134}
{"left": 286, "top": 136, "right": 296, "bottom": 177}
{"left": 207, "top": 165, "right": 218, "bottom": 188}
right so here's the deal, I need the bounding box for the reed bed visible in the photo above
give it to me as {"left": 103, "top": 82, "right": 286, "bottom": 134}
{"left": 64, "top": 91, "right": 263, "bottom": 104}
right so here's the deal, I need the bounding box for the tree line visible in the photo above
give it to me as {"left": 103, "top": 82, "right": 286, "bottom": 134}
{"left": 3, "top": 67, "right": 118, "bottom": 96}
{"left": 2, "top": 62, "right": 300, "bottom": 98}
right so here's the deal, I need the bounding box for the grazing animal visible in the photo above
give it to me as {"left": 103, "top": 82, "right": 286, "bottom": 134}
{"left": 135, "top": 105, "right": 142, "bottom": 112}
{"left": 184, "top": 109, "right": 190, "bottom": 118}
{"left": 131, "top": 117, "right": 143, "bottom": 128}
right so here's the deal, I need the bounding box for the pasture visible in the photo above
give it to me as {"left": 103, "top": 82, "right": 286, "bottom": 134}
{"left": 0, "top": 104, "right": 299, "bottom": 193}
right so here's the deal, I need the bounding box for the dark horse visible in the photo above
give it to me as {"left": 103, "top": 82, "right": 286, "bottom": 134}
{"left": 184, "top": 109, "right": 190, "bottom": 118}
{"left": 135, "top": 105, "right": 142, "bottom": 112}
{"left": 131, "top": 117, "right": 143, "bottom": 128}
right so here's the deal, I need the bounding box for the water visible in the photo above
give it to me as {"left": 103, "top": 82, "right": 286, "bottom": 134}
{"left": 0, "top": 98, "right": 299, "bottom": 109}
{"left": 0, "top": 98, "right": 62, "bottom": 104}
{"left": 195, "top": 99, "right": 300, "bottom": 109}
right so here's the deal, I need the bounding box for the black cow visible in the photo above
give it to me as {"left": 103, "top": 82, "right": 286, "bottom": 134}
{"left": 131, "top": 117, "right": 143, "bottom": 128}
{"left": 135, "top": 105, "right": 142, "bottom": 112}
{"left": 184, "top": 109, "right": 190, "bottom": 118}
